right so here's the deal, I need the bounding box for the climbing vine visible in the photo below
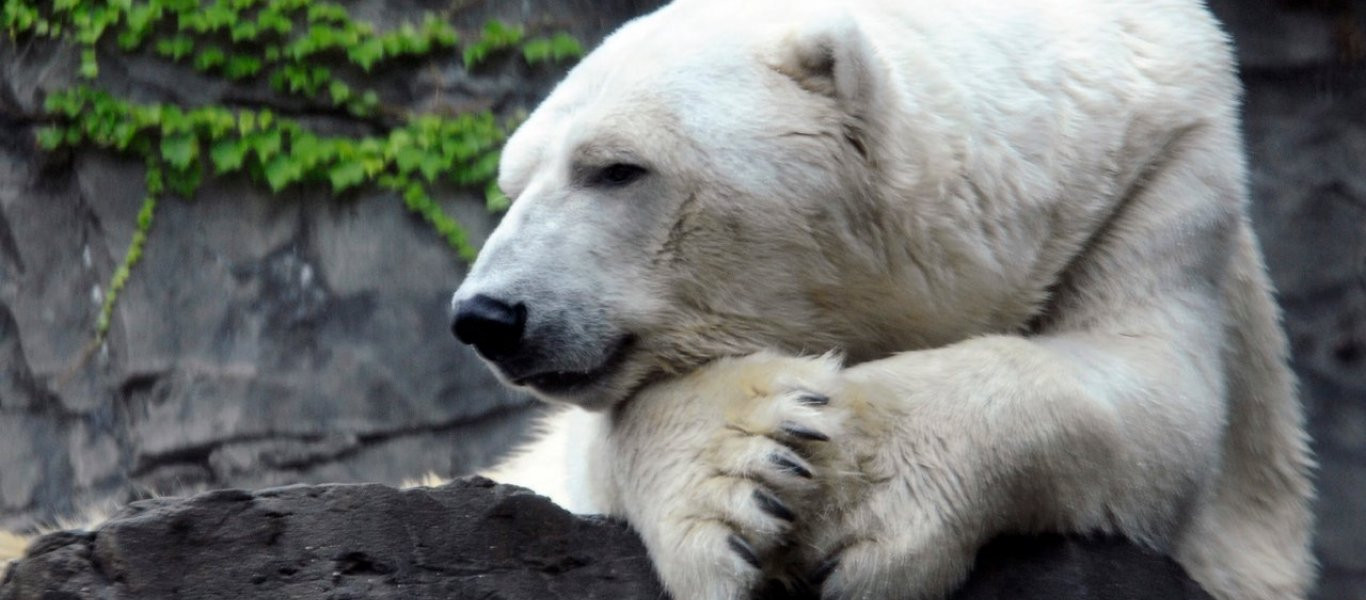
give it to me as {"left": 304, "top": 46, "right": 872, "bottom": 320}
{"left": 2, "top": 0, "right": 583, "bottom": 342}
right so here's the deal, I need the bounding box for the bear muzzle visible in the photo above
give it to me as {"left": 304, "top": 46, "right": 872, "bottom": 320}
{"left": 450, "top": 293, "right": 635, "bottom": 398}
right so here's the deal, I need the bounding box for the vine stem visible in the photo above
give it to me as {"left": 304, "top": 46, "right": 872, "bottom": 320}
{"left": 95, "top": 160, "right": 162, "bottom": 342}
{"left": 55, "top": 159, "right": 160, "bottom": 385}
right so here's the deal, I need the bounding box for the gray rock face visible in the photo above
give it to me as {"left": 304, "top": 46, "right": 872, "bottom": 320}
{"left": 0, "top": 479, "right": 1210, "bottom": 600}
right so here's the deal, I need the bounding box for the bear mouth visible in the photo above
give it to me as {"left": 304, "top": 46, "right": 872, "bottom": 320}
{"left": 513, "top": 335, "right": 634, "bottom": 395}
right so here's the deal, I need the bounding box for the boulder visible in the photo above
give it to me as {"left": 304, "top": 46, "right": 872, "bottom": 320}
{"left": 0, "top": 478, "right": 1211, "bottom": 600}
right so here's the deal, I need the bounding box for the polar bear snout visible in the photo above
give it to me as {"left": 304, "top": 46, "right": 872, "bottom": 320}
{"left": 449, "top": 281, "right": 637, "bottom": 403}
{"left": 451, "top": 294, "right": 528, "bottom": 361}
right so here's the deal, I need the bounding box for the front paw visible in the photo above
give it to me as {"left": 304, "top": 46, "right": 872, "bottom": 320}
{"left": 623, "top": 352, "right": 849, "bottom": 599}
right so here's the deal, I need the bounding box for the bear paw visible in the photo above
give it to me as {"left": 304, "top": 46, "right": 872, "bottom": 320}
{"left": 625, "top": 353, "right": 849, "bottom": 599}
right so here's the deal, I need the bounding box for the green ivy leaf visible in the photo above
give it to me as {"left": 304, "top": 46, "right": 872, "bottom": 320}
{"left": 36, "top": 126, "right": 65, "bottom": 150}
{"left": 79, "top": 47, "right": 98, "bottom": 78}
{"left": 308, "top": 66, "right": 331, "bottom": 88}
{"left": 453, "top": 150, "right": 499, "bottom": 185}
{"left": 547, "top": 32, "right": 583, "bottom": 61}
{"left": 124, "top": 4, "right": 161, "bottom": 37}
{"left": 202, "top": 5, "right": 235, "bottom": 32}
{"left": 348, "top": 38, "right": 383, "bottom": 71}
{"left": 263, "top": 154, "right": 299, "bottom": 192}
{"left": 112, "top": 122, "right": 138, "bottom": 149}
{"left": 306, "top": 3, "right": 348, "bottom": 24}
{"left": 394, "top": 146, "right": 424, "bottom": 175}
{"left": 328, "top": 80, "right": 350, "bottom": 104}
{"left": 462, "top": 21, "right": 525, "bottom": 69}
{"left": 224, "top": 55, "right": 262, "bottom": 79}
{"left": 256, "top": 10, "right": 292, "bottom": 35}
{"left": 521, "top": 38, "right": 552, "bottom": 64}
{"left": 44, "top": 91, "right": 82, "bottom": 117}
{"left": 116, "top": 28, "right": 149, "bottom": 49}
{"left": 425, "top": 17, "right": 457, "bottom": 46}
{"left": 482, "top": 19, "right": 523, "bottom": 45}
{"left": 250, "top": 128, "right": 282, "bottom": 162}
{"left": 178, "top": 11, "right": 207, "bottom": 33}
{"left": 209, "top": 138, "right": 248, "bottom": 173}
{"left": 193, "top": 46, "right": 226, "bottom": 71}
{"left": 230, "top": 21, "right": 258, "bottom": 42}
{"left": 159, "top": 106, "right": 189, "bottom": 134}
{"left": 522, "top": 33, "right": 585, "bottom": 65}
{"left": 328, "top": 160, "right": 365, "bottom": 192}
{"left": 154, "top": 35, "right": 194, "bottom": 60}
{"left": 237, "top": 111, "right": 256, "bottom": 135}
{"left": 461, "top": 44, "right": 488, "bottom": 69}
{"left": 160, "top": 133, "right": 198, "bottom": 169}
{"left": 418, "top": 153, "right": 445, "bottom": 182}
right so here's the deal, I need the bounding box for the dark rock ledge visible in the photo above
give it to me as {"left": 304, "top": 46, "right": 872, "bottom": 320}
{"left": 0, "top": 477, "right": 1211, "bottom": 600}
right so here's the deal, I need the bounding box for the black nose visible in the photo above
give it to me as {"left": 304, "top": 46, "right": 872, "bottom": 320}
{"left": 451, "top": 294, "right": 527, "bottom": 361}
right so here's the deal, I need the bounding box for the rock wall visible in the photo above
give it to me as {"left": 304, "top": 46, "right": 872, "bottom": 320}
{"left": 0, "top": 0, "right": 1363, "bottom": 598}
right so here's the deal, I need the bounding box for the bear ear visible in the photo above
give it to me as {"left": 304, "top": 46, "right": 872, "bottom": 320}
{"left": 767, "top": 13, "right": 883, "bottom": 117}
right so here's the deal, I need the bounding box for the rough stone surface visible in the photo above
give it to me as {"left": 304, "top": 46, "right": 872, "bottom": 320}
{"left": 0, "top": 0, "right": 1363, "bottom": 598}
{"left": 0, "top": 479, "right": 665, "bottom": 600}
{"left": 0, "top": 478, "right": 1211, "bottom": 600}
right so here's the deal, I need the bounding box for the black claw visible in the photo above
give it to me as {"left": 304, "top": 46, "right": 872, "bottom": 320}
{"left": 810, "top": 556, "right": 839, "bottom": 586}
{"left": 728, "top": 534, "right": 762, "bottom": 569}
{"left": 781, "top": 421, "right": 830, "bottom": 442}
{"left": 752, "top": 488, "right": 796, "bottom": 522}
{"left": 797, "top": 393, "right": 830, "bottom": 406}
{"left": 770, "top": 453, "right": 813, "bottom": 479}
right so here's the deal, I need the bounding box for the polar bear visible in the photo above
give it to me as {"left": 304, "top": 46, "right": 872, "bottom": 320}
{"left": 449, "top": 0, "right": 1315, "bottom": 599}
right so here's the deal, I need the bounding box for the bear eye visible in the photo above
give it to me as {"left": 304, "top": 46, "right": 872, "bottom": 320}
{"left": 592, "top": 163, "right": 648, "bottom": 187}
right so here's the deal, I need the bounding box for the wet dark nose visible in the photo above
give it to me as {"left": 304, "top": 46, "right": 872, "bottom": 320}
{"left": 451, "top": 294, "right": 527, "bottom": 361}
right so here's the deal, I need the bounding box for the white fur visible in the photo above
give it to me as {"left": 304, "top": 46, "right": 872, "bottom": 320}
{"left": 462, "top": 1, "right": 1314, "bottom": 598}
{"left": 0, "top": 530, "right": 26, "bottom": 568}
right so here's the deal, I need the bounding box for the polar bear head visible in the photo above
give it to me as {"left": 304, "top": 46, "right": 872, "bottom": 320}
{"left": 451, "top": 3, "right": 1035, "bottom": 409}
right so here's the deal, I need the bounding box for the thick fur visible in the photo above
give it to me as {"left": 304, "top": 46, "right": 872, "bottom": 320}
{"left": 0, "top": 530, "right": 26, "bottom": 567}
{"left": 459, "top": 0, "right": 1316, "bottom": 598}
